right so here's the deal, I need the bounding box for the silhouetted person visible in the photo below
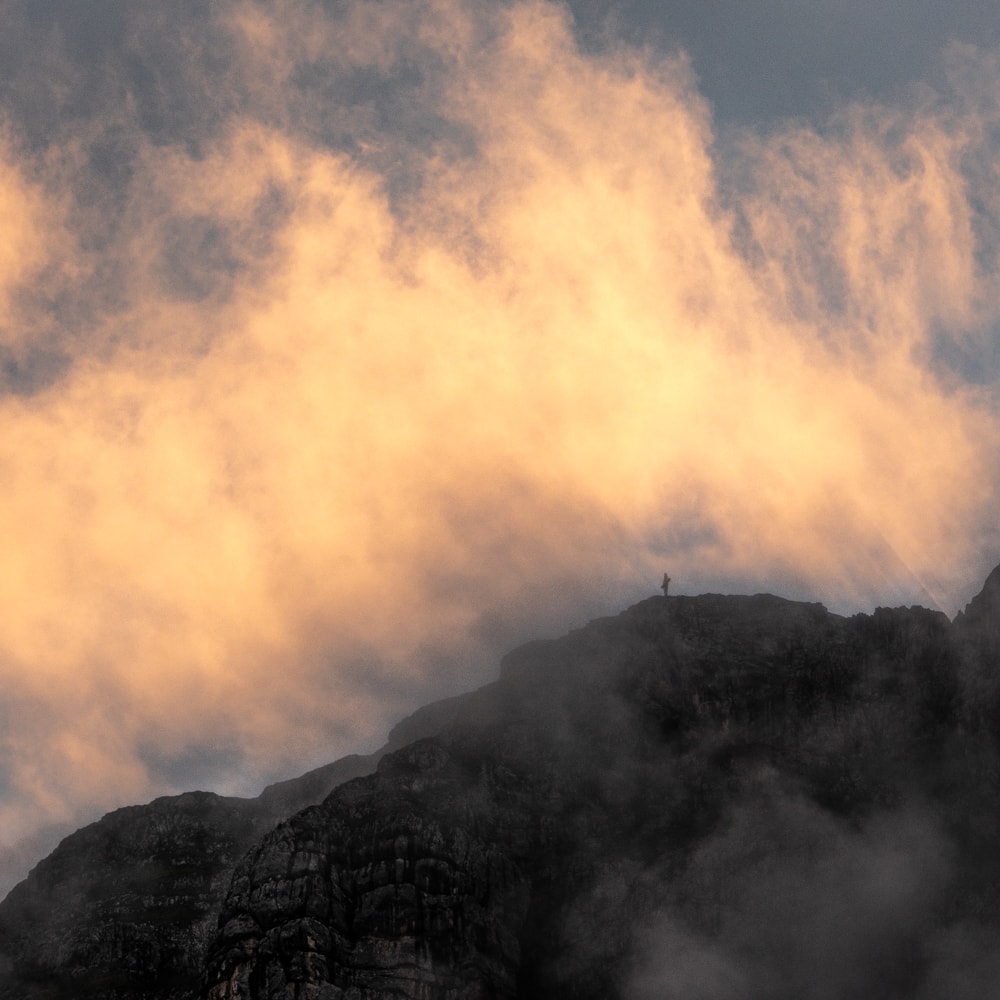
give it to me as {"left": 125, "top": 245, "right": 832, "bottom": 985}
{"left": 662, "top": 573, "right": 671, "bottom": 596}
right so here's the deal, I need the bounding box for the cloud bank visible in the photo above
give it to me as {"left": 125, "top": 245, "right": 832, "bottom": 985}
{"left": 1, "top": 0, "right": 1000, "bottom": 892}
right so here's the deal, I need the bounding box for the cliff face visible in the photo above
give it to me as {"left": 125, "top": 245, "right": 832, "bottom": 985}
{"left": 208, "top": 745, "right": 533, "bottom": 1000}
{"left": 0, "top": 792, "right": 265, "bottom": 1000}
{"left": 201, "top": 593, "right": 992, "bottom": 999}
{"left": 4, "top": 581, "right": 1000, "bottom": 999}
{"left": 0, "top": 710, "right": 470, "bottom": 999}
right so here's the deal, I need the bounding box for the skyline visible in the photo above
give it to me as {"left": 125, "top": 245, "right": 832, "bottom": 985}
{"left": 1, "top": 0, "right": 1000, "bottom": 896}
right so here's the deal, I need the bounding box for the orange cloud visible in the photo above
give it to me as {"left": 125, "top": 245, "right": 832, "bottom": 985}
{"left": 0, "top": 128, "right": 69, "bottom": 356}
{"left": 0, "top": 0, "right": 999, "bottom": 889}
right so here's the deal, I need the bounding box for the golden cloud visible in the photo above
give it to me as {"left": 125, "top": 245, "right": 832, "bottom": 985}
{"left": 0, "top": 0, "right": 998, "bottom": 873}
{"left": 0, "top": 129, "right": 68, "bottom": 352}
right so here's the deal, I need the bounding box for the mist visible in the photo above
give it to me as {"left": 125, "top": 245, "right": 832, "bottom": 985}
{"left": 629, "top": 789, "right": 954, "bottom": 999}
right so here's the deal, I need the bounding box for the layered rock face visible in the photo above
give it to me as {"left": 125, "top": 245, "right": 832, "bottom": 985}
{"left": 0, "top": 792, "right": 265, "bottom": 1000}
{"left": 5, "top": 578, "right": 1000, "bottom": 999}
{"left": 201, "top": 592, "right": 995, "bottom": 999}
{"left": 209, "top": 748, "right": 532, "bottom": 1000}
{"left": 0, "top": 707, "right": 471, "bottom": 998}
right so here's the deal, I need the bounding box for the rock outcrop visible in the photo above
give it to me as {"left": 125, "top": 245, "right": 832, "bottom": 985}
{"left": 0, "top": 702, "right": 469, "bottom": 998}
{"left": 5, "top": 580, "right": 1000, "bottom": 999}
{"left": 200, "top": 593, "right": 993, "bottom": 999}
{"left": 0, "top": 792, "right": 264, "bottom": 1000}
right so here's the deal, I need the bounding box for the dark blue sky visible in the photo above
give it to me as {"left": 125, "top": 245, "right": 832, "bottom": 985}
{"left": 568, "top": 0, "right": 1000, "bottom": 127}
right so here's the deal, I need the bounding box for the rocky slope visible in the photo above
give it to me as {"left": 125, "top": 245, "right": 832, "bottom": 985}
{"left": 0, "top": 701, "right": 474, "bottom": 999}
{"left": 203, "top": 590, "right": 1000, "bottom": 998}
{"left": 5, "top": 576, "right": 1000, "bottom": 998}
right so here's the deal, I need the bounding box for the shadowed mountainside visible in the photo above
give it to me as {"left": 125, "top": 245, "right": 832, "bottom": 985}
{"left": 4, "top": 575, "right": 1000, "bottom": 998}
{"left": 0, "top": 704, "right": 476, "bottom": 1000}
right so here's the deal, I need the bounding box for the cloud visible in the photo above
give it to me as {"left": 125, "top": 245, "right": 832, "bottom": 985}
{"left": 0, "top": 125, "right": 77, "bottom": 382}
{"left": 628, "top": 789, "right": 953, "bottom": 999}
{"left": 0, "top": 144, "right": 49, "bottom": 316}
{"left": 1, "top": 0, "right": 1000, "bottom": 893}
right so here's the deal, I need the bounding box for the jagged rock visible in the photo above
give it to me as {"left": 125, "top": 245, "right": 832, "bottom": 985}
{"left": 5, "top": 577, "right": 1000, "bottom": 999}
{"left": 954, "top": 563, "right": 1000, "bottom": 631}
{"left": 0, "top": 791, "right": 262, "bottom": 1000}
{"left": 200, "top": 591, "right": 990, "bottom": 999}
{"left": 0, "top": 701, "right": 469, "bottom": 998}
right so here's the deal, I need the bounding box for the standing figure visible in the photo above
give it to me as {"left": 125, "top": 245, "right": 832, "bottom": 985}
{"left": 661, "top": 573, "right": 671, "bottom": 597}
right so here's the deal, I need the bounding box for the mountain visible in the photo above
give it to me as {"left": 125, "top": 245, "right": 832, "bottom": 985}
{"left": 4, "top": 577, "right": 1000, "bottom": 998}
{"left": 0, "top": 706, "right": 472, "bottom": 999}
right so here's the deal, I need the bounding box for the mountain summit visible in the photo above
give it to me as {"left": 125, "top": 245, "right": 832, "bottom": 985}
{"left": 3, "top": 575, "right": 1000, "bottom": 998}
{"left": 955, "top": 563, "right": 1000, "bottom": 629}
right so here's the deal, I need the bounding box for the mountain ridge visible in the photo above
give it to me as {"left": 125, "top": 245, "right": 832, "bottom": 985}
{"left": 0, "top": 689, "right": 477, "bottom": 1000}
{"left": 2, "top": 574, "right": 1000, "bottom": 998}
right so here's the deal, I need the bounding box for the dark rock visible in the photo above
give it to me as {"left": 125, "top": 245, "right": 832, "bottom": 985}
{"left": 0, "top": 700, "right": 470, "bottom": 998}
{"left": 0, "top": 791, "right": 261, "bottom": 1000}
{"left": 200, "top": 585, "right": 1000, "bottom": 999}
{"left": 6, "top": 571, "right": 1000, "bottom": 999}
{"left": 954, "top": 563, "right": 1000, "bottom": 631}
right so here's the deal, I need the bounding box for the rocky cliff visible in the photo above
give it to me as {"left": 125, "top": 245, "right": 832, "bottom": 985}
{"left": 5, "top": 578, "right": 1000, "bottom": 999}
{"left": 0, "top": 704, "right": 472, "bottom": 999}
{"left": 201, "top": 593, "right": 985, "bottom": 999}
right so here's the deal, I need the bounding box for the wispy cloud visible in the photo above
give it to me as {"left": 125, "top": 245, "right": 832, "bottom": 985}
{"left": 0, "top": 0, "right": 999, "bottom": 892}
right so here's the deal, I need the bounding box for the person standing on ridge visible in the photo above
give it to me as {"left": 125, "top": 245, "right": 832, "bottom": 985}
{"left": 662, "top": 573, "right": 671, "bottom": 596}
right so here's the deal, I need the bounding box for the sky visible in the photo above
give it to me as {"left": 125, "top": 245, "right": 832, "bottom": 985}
{"left": 2, "top": 0, "right": 1000, "bottom": 896}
